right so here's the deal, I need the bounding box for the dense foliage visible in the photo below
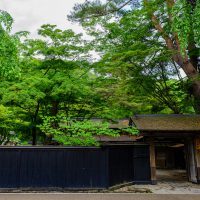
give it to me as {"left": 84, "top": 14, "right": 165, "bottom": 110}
{"left": 39, "top": 116, "right": 139, "bottom": 146}
{"left": 69, "top": 0, "right": 200, "bottom": 113}
{"left": 0, "top": 0, "right": 199, "bottom": 145}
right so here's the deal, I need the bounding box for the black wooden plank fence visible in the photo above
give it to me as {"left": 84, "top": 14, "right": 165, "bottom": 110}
{"left": 0, "top": 145, "right": 151, "bottom": 189}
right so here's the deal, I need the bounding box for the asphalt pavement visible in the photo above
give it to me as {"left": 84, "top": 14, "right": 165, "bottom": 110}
{"left": 0, "top": 193, "right": 199, "bottom": 200}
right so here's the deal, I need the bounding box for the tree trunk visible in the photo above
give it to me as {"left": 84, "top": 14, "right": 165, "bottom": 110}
{"left": 182, "top": 62, "right": 200, "bottom": 113}
{"left": 192, "top": 80, "right": 200, "bottom": 113}
{"left": 31, "top": 101, "right": 40, "bottom": 145}
{"left": 187, "top": 0, "right": 197, "bottom": 9}
{"left": 51, "top": 100, "right": 59, "bottom": 117}
{"left": 149, "top": 0, "right": 200, "bottom": 113}
{"left": 44, "top": 100, "right": 59, "bottom": 145}
{"left": 32, "top": 126, "right": 37, "bottom": 145}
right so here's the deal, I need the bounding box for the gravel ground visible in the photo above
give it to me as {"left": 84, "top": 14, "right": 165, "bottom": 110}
{"left": 114, "top": 182, "right": 200, "bottom": 194}
{"left": 114, "top": 170, "right": 200, "bottom": 194}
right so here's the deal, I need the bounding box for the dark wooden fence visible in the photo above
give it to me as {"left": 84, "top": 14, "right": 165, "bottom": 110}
{"left": 108, "top": 145, "right": 151, "bottom": 186}
{"left": 133, "top": 145, "right": 151, "bottom": 184}
{"left": 0, "top": 145, "right": 151, "bottom": 189}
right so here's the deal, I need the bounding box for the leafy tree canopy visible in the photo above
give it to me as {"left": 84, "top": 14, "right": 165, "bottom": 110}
{"left": 69, "top": 0, "right": 200, "bottom": 113}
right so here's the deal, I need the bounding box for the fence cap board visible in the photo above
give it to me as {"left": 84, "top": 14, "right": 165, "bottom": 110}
{"left": 0, "top": 146, "right": 102, "bottom": 149}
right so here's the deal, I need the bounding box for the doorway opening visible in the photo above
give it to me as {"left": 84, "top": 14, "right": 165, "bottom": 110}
{"left": 155, "top": 138, "right": 187, "bottom": 182}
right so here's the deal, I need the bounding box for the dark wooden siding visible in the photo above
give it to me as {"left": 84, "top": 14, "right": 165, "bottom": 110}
{"left": 0, "top": 147, "right": 108, "bottom": 189}
{"left": 0, "top": 149, "right": 20, "bottom": 188}
{"left": 133, "top": 145, "right": 151, "bottom": 183}
{"left": 0, "top": 145, "right": 151, "bottom": 189}
{"left": 108, "top": 146, "right": 134, "bottom": 186}
{"left": 108, "top": 145, "right": 151, "bottom": 186}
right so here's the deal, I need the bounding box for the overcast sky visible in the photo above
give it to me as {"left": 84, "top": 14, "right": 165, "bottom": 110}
{"left": 0, "top": 0, "right": 85, "bottom": 37}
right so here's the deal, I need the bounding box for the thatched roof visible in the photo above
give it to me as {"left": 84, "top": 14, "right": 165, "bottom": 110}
{"left": 130, "top": 114, "right": 200, "bottom": 132}
{"left": 90, "top": 118, "right": 130, "bottom": 129}
{"left": 109, "top": 119, "right": 130, "bottom": 129}
{"left": 92, "top": 119, "right": 138, "bottom": 142}
{"left": 95, "top": 135, "right": 138, "bottom": 142}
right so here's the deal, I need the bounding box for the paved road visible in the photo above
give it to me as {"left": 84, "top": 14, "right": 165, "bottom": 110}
{"left": 0, "top": 193, "right": 199, "bottom": 200}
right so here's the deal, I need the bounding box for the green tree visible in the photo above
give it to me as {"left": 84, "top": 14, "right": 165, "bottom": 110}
{"left": 38, "top": 116, "right": 138, "bottom": 146}
{"left": 0, "top": 105, "right": 21, "bottom": 145}
{"left": 0, "top": 10, "right": 22, "bottom": 79}
{"left": 0, "top": 24, "right": 116, "bottom": 145}
{"left": 0, "top": 11, "right": 29, "bottom": 144}
{"left": 69, "top": 0, "right": 200, "bottom": 113}
{"left": 1, "top": 64, "right": 51, "bottom": 145}
{"left": 24, "top": 24, "right": 107, "bottom": 118}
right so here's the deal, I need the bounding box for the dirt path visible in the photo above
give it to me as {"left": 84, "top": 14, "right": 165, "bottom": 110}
{"left": 0, "top": 194, "right": 199, "bottom": 200}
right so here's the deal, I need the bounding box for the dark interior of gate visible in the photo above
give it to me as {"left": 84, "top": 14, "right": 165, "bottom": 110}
{"left": 155, "top": 138, "right": 187, "bottom": 182}
{"left": 0, "top": 145, "right": 151, "bottom": 189}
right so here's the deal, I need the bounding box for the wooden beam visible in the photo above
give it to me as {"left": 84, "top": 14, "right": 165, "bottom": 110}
{"left": 149, "top": 139, "right": 157, "bottom": 184}
{"left": 194, "top": 137, "right": 200, "bottom": 183}
{"left": 185, "top": 139, "right": 197, "bottom": 183}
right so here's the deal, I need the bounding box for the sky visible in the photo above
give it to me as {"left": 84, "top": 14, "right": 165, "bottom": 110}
{"left": 0, "top": 0, "right": 85, "bottom": 37}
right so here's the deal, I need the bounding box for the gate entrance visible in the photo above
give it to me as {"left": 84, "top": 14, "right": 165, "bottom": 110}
{"left": 155, "top": 138, "right": 187, "bottom": 182}
{"left": 130, "top": 114, "right": 200, "bottom": 184}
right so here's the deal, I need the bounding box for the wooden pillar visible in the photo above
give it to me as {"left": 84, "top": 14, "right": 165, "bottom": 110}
{"left": 194, "top": 137, "right": 200, "bottom": 184}
{"left": 149, "top": 138, "right": 157, "bottom": 184}
{"left": 185, "top": 138, "right": 197, "bottom": 183}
